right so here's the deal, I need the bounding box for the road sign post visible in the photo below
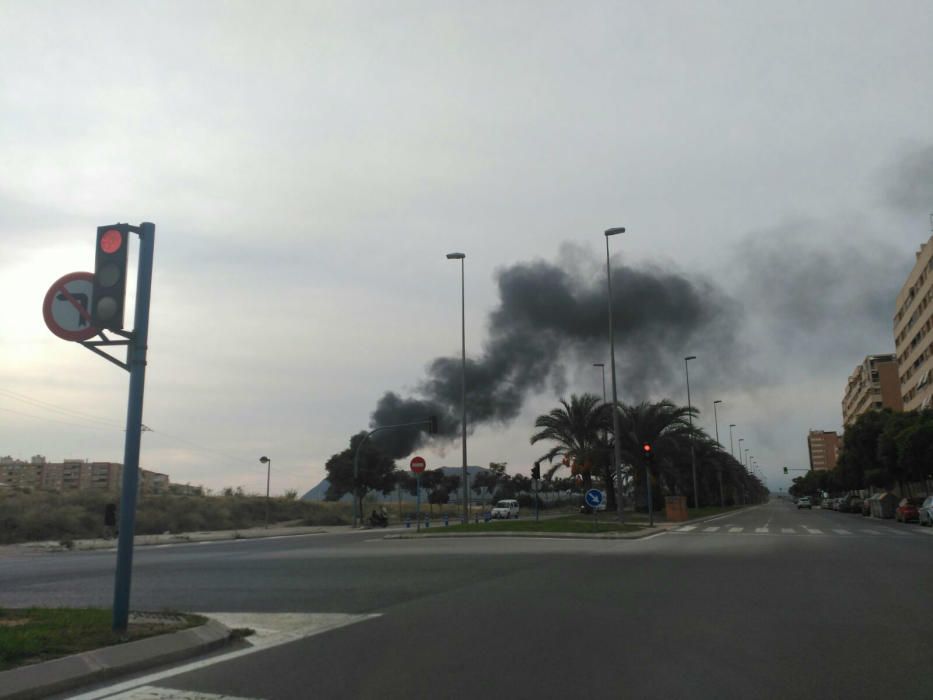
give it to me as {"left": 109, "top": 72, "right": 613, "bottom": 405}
{"left": 585, "top": 489, "right": 604, "bottom": 531}
{"left": 410, "top": 456, "right": 426, "bottom": 533}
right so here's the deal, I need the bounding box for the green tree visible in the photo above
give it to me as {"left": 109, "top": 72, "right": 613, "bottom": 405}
{"left": 324, "top": 432, "right": 397, "bottom": 518}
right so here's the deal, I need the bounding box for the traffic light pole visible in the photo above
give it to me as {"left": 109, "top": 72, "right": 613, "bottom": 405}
{"left": 112, "top": 222, "right": 155, "bottom": 635}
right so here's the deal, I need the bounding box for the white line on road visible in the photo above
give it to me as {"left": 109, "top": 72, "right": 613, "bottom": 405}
{"left": 99, "top": 686, "right": 262, "bottom": 700}
{"left": 677, "top": 526, "right": 697, "bottom": 532}
{"left": 781, "top": 528, "right": 795, "bottom": 534}
{"left": 728, "top": 527, "right": 743, "bottom": 533}
{"left": 755, "top": 527, "right": 769, "bottom": 533}
{"left": 702, "top": 526, "right": 720, "bottom": 532}
{"left": 832, "top": 529, "right": 851, "bottom": 535}
{"left": 806, "top": 529, "right": 823, "bottom": 535}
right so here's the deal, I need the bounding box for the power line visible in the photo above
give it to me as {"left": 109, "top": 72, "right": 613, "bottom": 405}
{"left": 0, "top": 388, "right": 124, "bottom": 429}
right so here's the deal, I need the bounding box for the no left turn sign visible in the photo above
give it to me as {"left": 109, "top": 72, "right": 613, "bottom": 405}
{"left": 43, "top": 271, "right": 99, "bottom": 342}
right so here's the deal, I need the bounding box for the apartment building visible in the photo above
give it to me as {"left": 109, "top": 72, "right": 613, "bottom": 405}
{"left": 807, "top": 430, "right": 841, "bottom": 471}
{"left": 894, "top": 234, "right": 933, "bottom": 410}
{"left": 841, "top": 354, "right": 903, "bottom": 426}
{"left": 0, "top": 458, "right": 169, "bottom": 494}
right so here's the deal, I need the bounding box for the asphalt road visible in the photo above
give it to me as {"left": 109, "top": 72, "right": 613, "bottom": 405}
{"left": 3, "top": 499, "right": 932, "bottom": 699}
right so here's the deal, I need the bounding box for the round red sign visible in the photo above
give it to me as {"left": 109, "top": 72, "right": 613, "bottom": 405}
{"left": 409, "top": 456, "right": 426, "bottom": 473}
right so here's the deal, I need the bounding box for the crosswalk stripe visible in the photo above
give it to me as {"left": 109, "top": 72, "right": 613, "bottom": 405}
{"left": 677, "top": 525, "right": 697, "bottom": 532}
{"left": 755, "top": 527, "right": 769, "bottom": 533}
{"left": 729, "top": 527, "right": 743, "bottom": 533}
{"left": 806, "top": 528, "right": 822, "bottom": 534}
{"left": 702, "top": 526, "right": 720, "bottom": 532}
{"left": 781, "top": 528, "right": 795, "bottom": 534}
{"left": 832, "top": 529, "right": 851, "bottom": 535}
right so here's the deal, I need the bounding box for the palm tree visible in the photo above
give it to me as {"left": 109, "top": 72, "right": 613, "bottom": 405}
{"left": 530, "top": 394, "right": 610, "bottom": 489}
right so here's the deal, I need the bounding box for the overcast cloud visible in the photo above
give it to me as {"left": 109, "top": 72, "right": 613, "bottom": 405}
{"left": 1, "top": 1, "right": 932, "bottom": 495}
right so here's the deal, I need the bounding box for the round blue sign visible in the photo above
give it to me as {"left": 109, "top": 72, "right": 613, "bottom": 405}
{"left": 584, "top": 489, "right": 604, "bottom": 507}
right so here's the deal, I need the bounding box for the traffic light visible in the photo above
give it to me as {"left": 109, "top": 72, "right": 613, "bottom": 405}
{"left": 427, "top": 415, "right": 438, "bottom": 434}
{"left": 642, "top": 442, "right": 652, "bottom": 460}
{"left": 531, "top": 462, "right": 541, "bottom": 480}
{"left": 92, "top": 224, "right": 130, "bottom": 330}
{"left": 783, "top": 467, "right": 788, "bottom": 474}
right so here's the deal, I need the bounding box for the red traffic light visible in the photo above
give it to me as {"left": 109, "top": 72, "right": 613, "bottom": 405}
{"left": 642, "top": 443, "right": 652, "bottom": 453}
{"left": 100, "top": 228, "right": 123, "bottom": 254}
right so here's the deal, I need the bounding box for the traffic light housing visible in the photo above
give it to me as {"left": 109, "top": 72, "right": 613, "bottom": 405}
{"left": 642, "top": 442, "right": 652, "bottom": 460}
{"left": 783, "top": 467, "right": 788, "bottom": 474}
{"left": 531, "top": 462, "right": 541, "bottom": 480}
{"left": 427, "top": 415, "right": 438, "bottom": 434}
{"left": 92, "top": 224, "right": 130, "bottom": 330}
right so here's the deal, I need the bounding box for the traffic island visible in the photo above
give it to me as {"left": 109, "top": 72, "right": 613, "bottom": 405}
{"left": 0, "top": 609, "right": 232, "bottom": 700}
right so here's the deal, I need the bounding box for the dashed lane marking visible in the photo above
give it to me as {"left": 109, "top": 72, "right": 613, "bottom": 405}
{"left": 702, "top": 526, "right": 720, "bottom": 532}
{"left": 677, "top": 525, "right": 697, "bottom": 532}
{"left": 729, "top": 527, "right": 743, "bottom": 533}
{"left": 755, "top": 527, "right": 769, "bottom": 533}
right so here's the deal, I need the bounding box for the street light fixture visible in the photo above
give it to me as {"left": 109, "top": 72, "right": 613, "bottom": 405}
{"left": 713, "top": 400, "right": 723, "bottom": 507}
{"left": 593, "top": 363, "right": 607, "bottom": 403}
{"left": 684, "top": 355, "right": 698, "bottom": 509}
{"left": 729, "top": 424, "right": 736, "bottom": 459}
{"left": 259, "top": 456, "right": 271, "bottom": 528}
{"left": 604, "top": 226, "right": 626, "bottom": 523}
{"left": 446, "top": 251, "right": 469, "bottom": 524}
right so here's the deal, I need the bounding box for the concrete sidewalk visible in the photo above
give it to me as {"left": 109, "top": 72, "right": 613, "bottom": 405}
{"left": 0, "top": 617, "right": 233, "bottom": 700}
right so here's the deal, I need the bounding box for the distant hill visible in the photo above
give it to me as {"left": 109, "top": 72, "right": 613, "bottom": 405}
{"left": 301, "top": 465, "right": 489, "bottom": 502}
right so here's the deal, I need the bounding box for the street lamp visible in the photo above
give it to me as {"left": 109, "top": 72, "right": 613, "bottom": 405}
{"left": 259, "top": 456, "right": 271, "bottom": 528}
{"left": 604, "top": 226, "right": 626, "bottom": 523}
{"left": 713, "top": 400, "right": 723, "bottom": 507}
{"left": 729, "top": 424, "right": 736, "bottom": 459}
{"left": 745, "top": 448, "right": 750, "bottom": 468}
{"left": 446, "top": 251, "right": 469, "bottom": 524}
{"left": 684, "top": 355, "right": 698, "bottom": 509}
{"left": 593, "top": 363, "right": 607, "bottom": 403}
{"left": 738, "top": 438, "right": 745, "bottom": 466}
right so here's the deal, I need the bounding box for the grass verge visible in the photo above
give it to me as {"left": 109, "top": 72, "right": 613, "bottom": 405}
{"left": 423, "top": 514, "right": 645, "bottom": 535}
{"left": 0, "top": 608, "right": 206, "bottom": 672}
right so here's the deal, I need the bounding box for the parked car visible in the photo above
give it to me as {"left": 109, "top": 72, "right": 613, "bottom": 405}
{"left": 491, "top": 499, "right": 520, "bottom": 519}
{"left": 841, "top": 494, "right": 862, "bottom": 513}
{"left": 860, "top": 498, "right": 871, "bottom": 516}
{"left": 895, "top": 497, "right": 924, "bottom": 523}
{"left": 797, "top": 496, "right": 812, "bottom": 509}
{"left": 919, "top": 496, "right": 933, "bottom": 527}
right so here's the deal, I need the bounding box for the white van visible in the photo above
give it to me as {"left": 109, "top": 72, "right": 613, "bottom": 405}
{"left": 490, "top": 499, "right": 520, "bottom": 519}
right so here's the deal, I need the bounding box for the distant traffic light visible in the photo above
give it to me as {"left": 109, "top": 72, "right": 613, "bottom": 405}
{"left": 783, "top": 466, "right": 788, "bottom": 474}
{"left": 642, "top": 442, "right": 652, "bottom": 460}
{"left": 531, "top": 462, "right": 541, "bottom": 480}
{"left": 427, "top": 415, "right": 438, "bottom": 434}
{"left": 92, "top": 224, "right": 130, "bottom": 330}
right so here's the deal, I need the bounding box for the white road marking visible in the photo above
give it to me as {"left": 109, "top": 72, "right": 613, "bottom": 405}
{"left": 67, "top": 612, "right": 380, "bottom": 700}
{"left": 100, "top": 687, "right": 262, "bottom": 700}
{"left": 832, "top": 529, "right": 851, "bottom": 535}
{"left": 677, "top": 525, "right": 697, "bottom": 532}
{"left": 728, "top": 527, "right": 743, "bottom": 533}
{"left": 154, "top": 545, "right": 171, "bottom": 549}
{"left": 702, "top": 526, "right": 720, "bottom": 532}
{"left": 890, "top": 529, "right": 910, "bottom": 536}
{"left": 755, "top": 527, "right": 769, "bottom": 533}
{"left": 806, "top": 528, "right": 822, "bottom": 534}
{"left": 781, "top": 528, "right": 795, "bottom": 534}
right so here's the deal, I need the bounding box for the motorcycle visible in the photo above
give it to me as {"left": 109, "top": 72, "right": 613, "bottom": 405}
{"left": 368, "top": 513, "right": 388, "bottom": 528}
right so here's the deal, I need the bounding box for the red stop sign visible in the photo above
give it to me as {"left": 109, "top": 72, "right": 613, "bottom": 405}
{"left": 410, "top": 456, "right": 426, "bottom": 473}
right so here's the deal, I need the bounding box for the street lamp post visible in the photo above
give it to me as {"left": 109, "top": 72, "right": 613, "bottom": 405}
{"left": 259, "top": 456, "right": 271, "bottom": 528}
{"left": 745, "top": 448, "right": 750, "bottom": 468}
{"left": 604, "top": 226, "right": 626, "bottom": 522}
{"left": 713, "top": 400, "right": 724, "bottom": 507}
{"left": 593, "top": 363, "right": 607, "bottom": 403}
{"left": 684, "top": 355, "right": 698, "bottom": 509}
{"left": 729, "top": 424, "right": 736, "bottom": 459}
{"left": 446, "top": 252, "right": 469, "bottom": 524}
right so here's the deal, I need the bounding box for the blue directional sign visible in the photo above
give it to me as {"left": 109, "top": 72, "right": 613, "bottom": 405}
{"left": 584, "top": 489, "right": 604, "bottom": 508}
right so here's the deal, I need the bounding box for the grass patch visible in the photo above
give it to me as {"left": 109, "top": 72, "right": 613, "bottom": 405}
{"left": 0, "top": 608, "right": 206, "bottom": 672}
{"left": 423, "top": 514, "right": 644, "bottom": 535}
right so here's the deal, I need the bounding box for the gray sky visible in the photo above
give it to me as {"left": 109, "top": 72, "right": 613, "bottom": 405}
{"left": 2, "top": 1, "right": 932, "bottom": 495}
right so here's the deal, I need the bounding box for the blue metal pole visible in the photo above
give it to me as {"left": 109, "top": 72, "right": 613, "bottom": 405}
{"left": 112, "top": 221, "right": 155, "bottom": 634}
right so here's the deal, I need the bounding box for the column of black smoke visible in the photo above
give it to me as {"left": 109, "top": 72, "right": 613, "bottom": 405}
{"left": 369, "top": 248, "right": 743, "bottom": 459}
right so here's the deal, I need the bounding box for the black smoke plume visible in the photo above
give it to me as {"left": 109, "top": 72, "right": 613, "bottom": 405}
{"left": 370, "top": 247, "right": 744, "bottom": 459}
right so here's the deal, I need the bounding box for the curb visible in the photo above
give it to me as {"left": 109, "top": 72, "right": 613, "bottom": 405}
{"left": 384, "top": 527, "right": 665, "bottom": 540}
{"left": 0, "top": 618, "right": 232, "bottom": 700}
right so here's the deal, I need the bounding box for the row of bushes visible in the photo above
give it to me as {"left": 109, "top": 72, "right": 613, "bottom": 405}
{"left": 0, "top": 490, "right": 351, "bottom": 544}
